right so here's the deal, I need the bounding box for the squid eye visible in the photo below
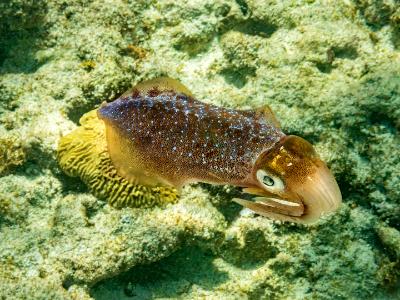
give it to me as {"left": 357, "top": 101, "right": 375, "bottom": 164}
{"left": 263, "top": 176, "right": 274, "bottom": 186}
{"left": 256, "top": 169, "right": 285, "bottom": 192}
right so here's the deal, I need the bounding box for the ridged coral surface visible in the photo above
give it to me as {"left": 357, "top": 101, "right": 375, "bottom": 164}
{"left": 57, "top": 109, "right": 178, "bottom": 208}
{"left": 0, "top": 0, "right": 399, "bottom": 299}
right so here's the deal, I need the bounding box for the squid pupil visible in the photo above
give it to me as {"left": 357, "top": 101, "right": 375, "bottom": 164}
{"left": 263, "top": 176, "right": 274, "bottom": 186}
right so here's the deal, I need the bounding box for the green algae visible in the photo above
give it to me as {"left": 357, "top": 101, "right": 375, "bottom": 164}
{"left": 0, "top": 0, "right": 400, "bottom": 299}
{"left": 376, "top": 223, "right": 400, "bottom": 289}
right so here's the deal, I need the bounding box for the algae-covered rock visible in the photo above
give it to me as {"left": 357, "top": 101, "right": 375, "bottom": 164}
{"left": 0, "top": 134, "right": 26, "bottom": 176}
{"left": 0, "top": 0, "right": 400, "bottom": 299}
{"left": 375, "top": 223, "right": 400, "bottom": 288}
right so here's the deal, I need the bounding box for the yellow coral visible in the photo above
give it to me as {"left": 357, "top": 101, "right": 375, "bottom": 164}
{"left": 57, "top": 109, "right": 178, "bottom": 208}
{"left": 79, "top": 60, "right": 96, "bottom": 71}
{"left": 0, "top": 135, "right": 26, "bottom": 176}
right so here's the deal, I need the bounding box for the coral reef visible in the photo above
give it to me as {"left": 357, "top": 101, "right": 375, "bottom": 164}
{"left": 0, "top": 134, "right": 26, "bottom": 176}
{"left": 57, "top": 109, "right": 178, "bottom": 208}
{"left": 0, "top": 0, "right": 399, "bottom": 299}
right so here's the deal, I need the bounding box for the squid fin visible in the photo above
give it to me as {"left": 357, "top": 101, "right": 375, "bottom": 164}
{"left": 239, "top": 105, "right": 281, "bottom": 128}
{"left": 254, "top": 105, "right": 281, "bottom": 128}
{"left": 122, "top": 77, "right": 194, "bottom": 98}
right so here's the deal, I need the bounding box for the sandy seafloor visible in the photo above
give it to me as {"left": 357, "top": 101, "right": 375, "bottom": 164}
{"left": 0, "top": 0, "right": 400, "bottom": 299}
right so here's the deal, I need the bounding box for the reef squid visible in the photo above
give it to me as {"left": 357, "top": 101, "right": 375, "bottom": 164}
{"left": 98, "top": 78, "right": 342, "bottom": 223}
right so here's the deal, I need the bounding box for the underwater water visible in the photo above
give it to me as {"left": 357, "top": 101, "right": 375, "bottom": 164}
{"left": 0, "top": 0, "right": 400, "bottom": 299}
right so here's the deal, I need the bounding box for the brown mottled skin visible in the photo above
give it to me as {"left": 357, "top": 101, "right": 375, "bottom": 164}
{"left": 98, "top": 80, "right": 283, "bottom": 187}
{"left": 98, "top": 78, "right": 342, "bottom": 223}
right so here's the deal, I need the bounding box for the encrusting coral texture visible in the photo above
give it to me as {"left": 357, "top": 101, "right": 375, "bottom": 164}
{"left": 58, "top": 109, "right": 178, "bottom": 208}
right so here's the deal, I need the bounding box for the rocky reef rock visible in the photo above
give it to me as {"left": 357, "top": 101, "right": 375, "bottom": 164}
{"left": 0, "top": 0, "right": 399, "bottom": 299}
